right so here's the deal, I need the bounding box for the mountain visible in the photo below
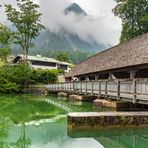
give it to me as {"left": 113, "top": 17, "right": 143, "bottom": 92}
{"left": 64, "top": 3, "right": 87, "bottom": 16}
{"left": 12, "top": 3, "right": 108, "bottom": 63}
{"left": 31, "top": 29, "right": 105, "bottom": 52}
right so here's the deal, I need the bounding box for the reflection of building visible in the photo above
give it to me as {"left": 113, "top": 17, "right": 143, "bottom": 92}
{"left": 13, "top": 54, "right": 72, "bottom": 73}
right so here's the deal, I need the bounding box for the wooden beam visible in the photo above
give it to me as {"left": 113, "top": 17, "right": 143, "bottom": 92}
{"left": 117, "top": 80, "right": 120, "bottom": 100}
{"left": 133, "top": 80, "right": 137, "bottom": 104}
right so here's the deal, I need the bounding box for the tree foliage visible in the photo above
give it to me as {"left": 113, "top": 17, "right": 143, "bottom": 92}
{"left": 0, "top": 48, "right": 11, "bottom": 61}
{"left": 0, "top": 64, "right": 31, "bottom": 93}
{"left": 55, "top": 51, "right": 71, "bottom": 63}
{"left": 0, "top": 23, "right": 12, "bottom": 47}
{"left": 5, "top": 0, "right": 44, "bottom": 63}
{"left": 30, "top": 69, "right": 58, "bottom": 84}
{"left": 0, "top": 24, "right": 12, "bottom": 61}
{"left": 113, "top": 0, "right": 148, "bottom": 42}
{"left": 0, "top": 64, "right": 58, "bottom": 93}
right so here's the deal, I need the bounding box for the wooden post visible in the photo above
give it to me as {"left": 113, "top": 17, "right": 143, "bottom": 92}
{"left": 66, "top": 83, "right": 67, "bottom": 92}
{"left": 105, "top": 81, "right": 108, "bottom": 95}
{"left": 70, "top": 82, "right": 72, "bottom": 92}
{"left": 58, "top": 83, "right": 59, "bottom": 91}
{"left": 86, "top": 81, "right": 88, "bottom": 94}
{"left": 130, "top": 68, "right": 136, "bottom": 79}
{"left": 117, "top": 80, "right": 120, "bottom": 100}
{"left": 75, "top": 82, "right": 77, "bottom": 93}
{"left": 73, "top": 81, "right": 75, "bottom": 93}
{"left": 80, "top": 81, "right": 82, "bottom": 94}
{"left": 60, "top": 83, "right": 62, "bottom": 91}
{"left": 61, "top": 83, "right": 63, "bottom": 90}
{"left": 133, "top": 80, "right": 137, "bottom": 103}
{"left": 64, "top": 83, "right": 66, "bottom": 91}
{"left": 69, "top": 82, "right": 70, "bottom": 92}
{"left": 91, "top": 81, "right": 94, "bottom": 95}
{"left": 99, "top": 81, "right": 101, "bottom": 96}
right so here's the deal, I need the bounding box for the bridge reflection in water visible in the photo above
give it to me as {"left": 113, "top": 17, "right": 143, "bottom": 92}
{"left": 45, "top": 97, "right": 94, "bottom": 113}
{"left": 45, "top": 97, "right": 148, "bottom": 148}
{"left": 68, "top": 126, "right": 148, "bottom": 148}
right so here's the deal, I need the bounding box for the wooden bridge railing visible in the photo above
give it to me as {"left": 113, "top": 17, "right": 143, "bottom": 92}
{"left": 46, "top": 79, "right": 148, "bottom": 104}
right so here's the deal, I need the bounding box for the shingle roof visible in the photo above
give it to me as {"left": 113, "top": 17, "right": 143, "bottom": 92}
{"left": 65, "top": 33, "right": 148, "bottom": 78}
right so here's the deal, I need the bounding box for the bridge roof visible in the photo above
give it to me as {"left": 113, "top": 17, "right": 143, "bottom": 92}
{"left": 65, "top": 33, "right": 148, "bottom": 78}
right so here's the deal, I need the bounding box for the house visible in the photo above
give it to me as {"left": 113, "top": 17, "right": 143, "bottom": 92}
{"left": 13, "top": 54, "right": 72, "bottom": 73}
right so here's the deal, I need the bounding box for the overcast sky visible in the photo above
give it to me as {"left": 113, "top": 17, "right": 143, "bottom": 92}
{"left": 0, "top": 0, "right": 122, "bottom": 46}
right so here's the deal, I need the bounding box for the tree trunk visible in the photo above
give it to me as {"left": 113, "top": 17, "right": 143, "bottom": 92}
{"left": 24, "top": 49, "right": 28, "bottom": 64}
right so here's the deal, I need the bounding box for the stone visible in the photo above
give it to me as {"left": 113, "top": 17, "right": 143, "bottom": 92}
{"left": 68, "top": 112, "right": 148, "bottom": 129}
{"left": 58, "top": 92, "right": 68, "bottom": 97}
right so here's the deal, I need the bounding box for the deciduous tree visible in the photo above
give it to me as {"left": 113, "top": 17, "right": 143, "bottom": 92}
{"left": 0, "top": 23, "right": 12, "bottom": 61}
{"left": 5, "top": 0, "right": 45, "bottom": 63}
{"left": 113, "top": 0, "right": 148, "bottom": 42}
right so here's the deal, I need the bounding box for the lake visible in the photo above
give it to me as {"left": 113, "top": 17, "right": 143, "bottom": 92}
{"left": 0, "top": 94, "right": 148, "bottom": 148}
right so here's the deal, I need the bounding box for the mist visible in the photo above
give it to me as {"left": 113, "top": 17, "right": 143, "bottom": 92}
{"left": 39, "top": 0, "right": 122, "bottom": 46}
{"left": 0, "top": 0, "right": 122, "bottom": 46}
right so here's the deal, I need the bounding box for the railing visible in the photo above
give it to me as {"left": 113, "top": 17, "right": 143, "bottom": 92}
{"left": 46, "top": 79, "right": 148, "bottom": 104}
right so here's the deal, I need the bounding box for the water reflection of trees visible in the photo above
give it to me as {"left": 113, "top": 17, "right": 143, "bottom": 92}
{"left": 0, "top": 117, "right": 31, "bottom": 148}
{"left": 0, "top": 116, "right": 12, "bottom": 148}
{"left": 11, "top": 123, "right": 31, "bottom": 148}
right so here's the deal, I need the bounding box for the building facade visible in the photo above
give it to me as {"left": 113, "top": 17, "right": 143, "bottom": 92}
{"left": 13, "top": 54, "right": 72, "bottom": 73}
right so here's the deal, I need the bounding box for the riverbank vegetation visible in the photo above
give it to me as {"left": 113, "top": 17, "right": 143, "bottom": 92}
{"left": 0, "top": 64, "right": 58, "bottom": 93}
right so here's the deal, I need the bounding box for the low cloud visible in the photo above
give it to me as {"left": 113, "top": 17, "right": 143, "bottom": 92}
{"left": 0, "top": 0, "right": 38, "bottom": 24}
{"left": 39, "top": 0, "right": 122, "bottom": 46}
{"left": 0, "top": 0, "right": 122, "bottom": 46}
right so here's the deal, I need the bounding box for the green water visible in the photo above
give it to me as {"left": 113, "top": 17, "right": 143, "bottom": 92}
{"left": 0, "top": 94, "right": 148, "bottom": 148}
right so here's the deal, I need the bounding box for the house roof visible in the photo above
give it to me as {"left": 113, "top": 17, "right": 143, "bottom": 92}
{"left": 65, "top": 33, "right": 148, "bottom": 78}
{"left": 14, "top": 54, "right": 72, "bottom": 66}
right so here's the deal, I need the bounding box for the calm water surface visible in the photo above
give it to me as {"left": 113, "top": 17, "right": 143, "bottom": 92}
{"left": 0, "top": 94, "right": 148, "bottom": 148}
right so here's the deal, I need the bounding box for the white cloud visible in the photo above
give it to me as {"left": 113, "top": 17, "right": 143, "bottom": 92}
{"left": 39, "top": 0, "right": 121, "bottom": 45}
{"left": 0, "top": 0, "right": 122, "bottom": 46}
{"left": 0, "top": 0, "right": 16, "bottom": 24}
{"left": 0, "top": 0, "right": 39, "bottom": 24}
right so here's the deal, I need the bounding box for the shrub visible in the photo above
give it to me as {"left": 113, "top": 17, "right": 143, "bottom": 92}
{"left": 0, "top": 64, "right": 58, "bottom": 93}
{"left": 0, "top": 64, "right": 32, "bottom": 93}
{"left": 30, "top": 69, "right": 58, "bottom": 84}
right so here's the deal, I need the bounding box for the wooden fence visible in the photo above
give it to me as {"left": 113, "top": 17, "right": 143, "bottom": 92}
{"left": 46, "top": 79, "right": 148, "bottom": 104}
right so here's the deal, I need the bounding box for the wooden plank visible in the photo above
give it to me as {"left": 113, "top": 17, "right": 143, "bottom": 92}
{"left": 86, "top": 81, "right": 87, "bottom": 94}
{"left": 105, "top": 81, "right": 107, "bottom": 95}
{"left": 117, "top": 80, "right": 120, "bottom": 100}
{"left": 47, "top": 79, "right": 148, "bottom": 104}
{"left": 91, "top": 81, "right": 94, "bottom": 95}
{"left": 133, "top": 80, "right": 137, "bottom": 103}
{"left": 99, "top": 81, "right": 101, "bottom": 96}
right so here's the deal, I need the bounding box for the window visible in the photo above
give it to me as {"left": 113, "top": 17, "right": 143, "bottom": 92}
{"left": 32, "top": 61, "right": 56, "bottom": 67}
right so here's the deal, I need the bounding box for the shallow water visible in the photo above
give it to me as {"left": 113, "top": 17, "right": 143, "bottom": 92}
{"left": 0, "top": 94, "right": 148, "bottom": 148}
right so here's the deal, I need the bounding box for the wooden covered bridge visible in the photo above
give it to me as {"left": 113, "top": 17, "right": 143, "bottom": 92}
{"left": 47, "top": 33, "right": 148, "bottom": 105}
